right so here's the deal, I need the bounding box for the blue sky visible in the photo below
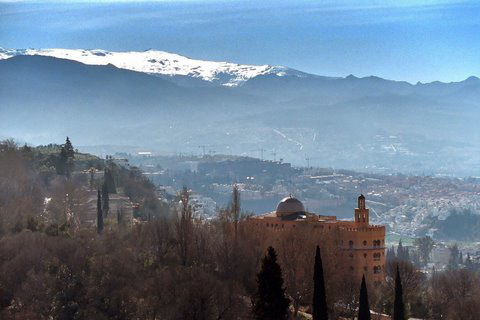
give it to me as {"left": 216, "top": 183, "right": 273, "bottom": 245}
{"left": 1, "top": 0, "right": 479, "bottom": 83}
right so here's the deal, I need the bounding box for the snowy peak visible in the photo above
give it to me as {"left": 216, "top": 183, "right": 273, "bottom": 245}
{"left": 0, "top": 48, "right": 307, "bottom": 86}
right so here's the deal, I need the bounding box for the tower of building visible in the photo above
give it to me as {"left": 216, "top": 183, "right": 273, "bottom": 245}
{"left": 354, "top": 194, "right": 369, "bottom": 225}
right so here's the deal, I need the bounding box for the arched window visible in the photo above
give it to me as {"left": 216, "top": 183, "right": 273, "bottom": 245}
{"left": 363, "top": 240, "right": 367, "bottom": 246}
{"left": 349, "top": 240, "right": 354, "bottom": 248}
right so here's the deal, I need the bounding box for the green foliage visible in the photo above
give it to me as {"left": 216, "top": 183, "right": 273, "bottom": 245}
{"left": 414, "top": 236, "right": 434, "bottom": 266}
{"left": 101, "top": 182, "right": 109, "bottom": 218}
{"left": 26, "top": 215, "right": 43, "bottom": 232}
{"left": 55, "top": 137, "right": 75, "bottom": 178}
{"left": 312, "top": 246, "right": 328, "bottom": 320}
{"left": 447, "top": 244, "right": 460, "bottom": 270}
{"left": 64, "top": 137, "right": 75, "bottom": 159}
{"left": 97, "top": 190, "right": 103, "bottom": 234}
{"left": 357, "top": 275, "right": 371, "bottom": 320}
{"left": 393, "top": 266, "right": 405, "bottom": 320}
{"left": 434, "top": 209, "right": 480, "bottom": 240}
{"left": 252, "top": 246, "right": 290, "bottom": 320}
{"left": 104, "top": 168, "right": 117, "bottom": 194}
{"left": 56, "top": 146, "right": 68, "bottom": 176}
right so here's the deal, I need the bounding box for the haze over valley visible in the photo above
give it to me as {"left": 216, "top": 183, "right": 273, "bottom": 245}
{"left": 2, "top": 49, "right": 480, "bottom": 176}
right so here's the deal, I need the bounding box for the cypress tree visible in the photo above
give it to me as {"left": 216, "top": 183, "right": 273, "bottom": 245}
{"left": 393, "top": 266, "right": 405, "bottom": 320}
{"left": 56, "top": 146, "right": 68, "bottom": 176}
{"left": 252, "top": 246, "right": 290, "bottom": 320}
{"left": 357, "top": 275, "right": 371, "bottom": 320}
{"left": 102, "top": 182, "right": 110, "bottom": 218}
{"left": 64, "top": 137, "right": 75, "bottom": 179}
{"left": 89, "top": 167, "right": 96, "bottom": 190}
{"left": 104, "top": 168, "right": 117, "bottom": 194}
{"left": 96, "top": 190, "right": 103, "bottom": 234}
{"left": 231, "top": 184, "right": 240, "bottom": 242}
{"left": 313, "top": 246, "right": 328, "bottom": 320}
{"left": 386, "top": 246, "right": 396, "bottom": 262}
{"left": 404, "top": 247, "right": 410, "bottom": 263}
{"left": 397, "top": 240, "right": 404, "bottom": 260}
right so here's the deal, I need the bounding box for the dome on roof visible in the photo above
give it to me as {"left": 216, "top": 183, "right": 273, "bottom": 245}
{"left": 276, "top": 196, "right": 305, "bottom": 216}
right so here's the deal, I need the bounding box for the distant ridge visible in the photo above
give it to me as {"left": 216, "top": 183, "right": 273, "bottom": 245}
{"left": 0, "top": 47, "right": 477, "bottom": 87}
{"left": 0, "top": 48, "right": 310, "bottom": 87}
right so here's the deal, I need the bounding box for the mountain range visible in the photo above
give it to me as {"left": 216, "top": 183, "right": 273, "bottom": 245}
{"left": 0, "top": 48, "right": 309, "bottom": 87}
{"left": 1, "top": 48, "right": 479, "bottom": 175}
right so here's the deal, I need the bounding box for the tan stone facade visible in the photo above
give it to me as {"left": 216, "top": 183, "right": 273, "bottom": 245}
{"left": 248, "top": 195, "right": 386, "bottom": 284}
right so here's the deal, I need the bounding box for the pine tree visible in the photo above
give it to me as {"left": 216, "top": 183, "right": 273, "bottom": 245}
{"left": 312, "top": 246, "right": 328, "bottom": 320}
{"left": 102, "top": 182, "right": 110, "bottom": 218}
{"left": 393, "top": 266, "right": 405, "bottom": 320}
{"left": 97, "top": 190, "right": 103, "bottom": 234}
{"left": 65, "top": 137, "right": 75, "bottom": 158}
{"left": 414, "top": 236, "right": 434, "bottom": 266}
{"left": 252, "top": 246, "right": 290, "bottom": 320}
{"left": 357, "top": 275, "right": 371, "bottom": 320}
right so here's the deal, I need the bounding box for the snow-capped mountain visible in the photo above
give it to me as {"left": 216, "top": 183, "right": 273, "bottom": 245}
{"left": 0, "top": 48, "right": 309, "bottom": 87}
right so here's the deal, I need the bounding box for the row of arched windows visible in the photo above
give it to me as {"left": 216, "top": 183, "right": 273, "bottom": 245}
{"left": 349, "top": 239, "right": 384, "bottom": 248}
{"left": 362, "top": 252, "right": 383, "bottom": 260}
{"left": 373, "top": 240, "right": 382, "bottom": 247}
{"left": 350, "top": 265, "right": 384, "bottom": 274}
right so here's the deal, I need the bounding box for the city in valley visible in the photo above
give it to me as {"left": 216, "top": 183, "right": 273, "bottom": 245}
{"left": 125, "top": 152, "right": 480, "bottom": 267}
{"left": 1, "top": 1, "right": 480, "bottom": 319}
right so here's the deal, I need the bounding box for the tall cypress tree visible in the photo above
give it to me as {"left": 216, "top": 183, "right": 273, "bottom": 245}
{"left": 397, "top": 240, "right": 404, "bottom": 260}
{"left": 104, "top": 168, "right": 117, "bottom": 194}
{"left": 97, "top": 190, "right": 103, "bottom": 234}
{"left": 102, "top": 182, "right": 110, "bottom": 218}
{"left": 313, "top": 246, "right": 328, "bottom": 320}
{"left": 358, "top": 275, "right": 371, "bottom": 320}
{"left": 252, "top": 246, "right": 290, "bottom": 320}
{"left": 56, "top": 146, "right": 68, "bottom": 176}
{"left": 64, "top": 137, "right": 75, "bottom": 179}
{"left": 393, "top": 266, "right": 405, "bottom": 320}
